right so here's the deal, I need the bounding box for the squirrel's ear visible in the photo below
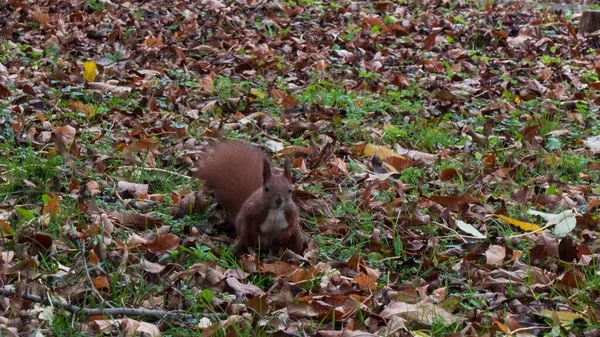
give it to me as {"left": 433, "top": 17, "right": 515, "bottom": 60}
{"left": 262, "top": 156, "right": 272, "bottom": 182}
{"left": 283, "top": 156, "right": 292, "bottom": 181}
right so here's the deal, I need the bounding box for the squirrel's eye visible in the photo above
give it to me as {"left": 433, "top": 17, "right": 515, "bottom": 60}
{"left": 288, "top": 187, "right": 292, "bottom": 193}
{"left": 264, "top": 184, "right": 270, "bottom": 192}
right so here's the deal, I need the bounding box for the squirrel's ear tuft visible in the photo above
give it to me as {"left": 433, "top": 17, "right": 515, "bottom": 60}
{"left": 262, "top": 155, "right": 272, "bottom": 182}
{"left": 283, "top": 156, "right": 292, "bottom": 181}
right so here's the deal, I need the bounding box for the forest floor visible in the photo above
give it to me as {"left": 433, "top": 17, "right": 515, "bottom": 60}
{"left": 1, "top": 0, "right": 600, "bottom": 336}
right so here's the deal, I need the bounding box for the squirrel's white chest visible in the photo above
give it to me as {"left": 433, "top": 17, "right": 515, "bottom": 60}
{"left": 260, "top": 209, "right": 288, "bottom": 245}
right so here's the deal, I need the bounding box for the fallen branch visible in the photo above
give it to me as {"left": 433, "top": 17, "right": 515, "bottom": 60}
{"left": 0, "top": 287, "right": 226, "bottom": 320}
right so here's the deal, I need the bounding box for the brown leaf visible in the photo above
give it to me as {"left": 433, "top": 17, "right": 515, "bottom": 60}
{"left": 0, "top": 84, "right": 10, "bottom": 98}
{"left": 589, "top": 82, "right": 600, "bottom": 90}
{"left": 521, "top": 124, "right": 539, "bottom": 143}
{"left": 116, "top": 181, "right": 149, "bottom": 199}
{"left": 68, "top": 100, "right": 96, "bottom": 116}
{"left": 383, "top": 156, "right": 414, "bottom": 171}
{"left": 137, "top": 322, "right": 161, "bottom": 337}
{"left": 281, "top": 95, "right": 299, "bottom": 109}
{"left": 430, "top": 193, "right": 478, "bottom": 211}
{"left": 363, "top": 17, "right": 390, "bottom": 34}
{"left": 287, "top": 303, "right": 318, "bottom": 319}
{"left": 109, "top": 211, "right": 163, "bottom": 229}
{"left": 92, "top": 276, "right": 111, "bottom": 292}
{"left": 493, "top": 30, "right": 508, "bottom": 39}
{"left": 261, "top": 261, "right": 298, "bottom": 276}
{"left": 41, "top": 195, "right": 60, "bottom": 215}
{"left": 329, "top": 157, "right": 348, "bottom": 176}
{"left": 145, "top": 233, "right": 180, "bottom": 253}
{"left": 147, "top": 96, "right": 158, "bottom": 112}
{"left": 170, "top": 191, "right": 206, "bottom": 217}
{"left": 485, "top": 245, "right": 506, "bottom": 266}
{"left": 143, "top": 37, "right": 164, "bottom": 48}
{"left": 89, "top": 250, "right": 100, "bottom": 265}
{"left": 137, "top": 258, "right": 166, "bottom": 274}
{"left": 124, "top": 139, "right": 160, "bottom": 154}
{"left": 354, "top": 273, "right": 377, "bottom": 290}
{"left": 247, "top": 295, "right": 269, "bottom": 316}
{"left": 314, "top": 59, "right": 327, "bottom": 71}
{"left": 88, "top": 82, "right": 132, "bottom": 97}
{"left": 361, "top": 181, "right": 382, "bottom": 210}
{"left": 54, "top": 125, "right": 76, "bottom": 144}
{"left": 381, "top": 301, "right": 459, "bottom": 325}
{"left": 435, "top": 89, "right": 455, "bottom": 101}
{"left": 439, "top": 168, "right": 458, "bottom": 181}
{"left": 483, "top": 152, "right": 497, "bottom": 168}
{"left": 199, "top": 76, "right": 213, "bottom": 92}
{"left": 31, "top": 11, "right": 51, "bottom": 25}
{"left": 226, "top": 277, "right": 266, "bottom": 298}
{"left": 347, "top": 252, "right": 359, "bottom": 271}
{"left": 557, "top": 269, "right": 584, "bottom": 290}
{"left": 423, "top": 33, "right": 437, "bottom": 50}
{"left": 199, "top": 0, "right": 226, "bottom": 10}
{"left": 0, "top": 220, "right": 12, "bottom": 236}
{"left": 6, "top": 258, "right": 37, "bottom": 275}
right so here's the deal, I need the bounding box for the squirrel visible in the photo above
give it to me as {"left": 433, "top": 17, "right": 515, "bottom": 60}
{"left": 196, "top": 141, "right": 305, "bottom": 257}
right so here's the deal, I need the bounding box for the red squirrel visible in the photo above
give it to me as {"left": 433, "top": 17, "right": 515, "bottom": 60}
{"left": 196, "top": 141, "right": 305, "bottom": 257}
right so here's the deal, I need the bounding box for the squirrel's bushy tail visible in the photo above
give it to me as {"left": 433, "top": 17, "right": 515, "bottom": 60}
{"left": 196, "top": 141, "right": 265, "bottom": 216}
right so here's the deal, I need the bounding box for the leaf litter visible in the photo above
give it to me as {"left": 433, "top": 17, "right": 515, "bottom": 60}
{"left": 1, "top": 0, "right": 600, "bottom": 336}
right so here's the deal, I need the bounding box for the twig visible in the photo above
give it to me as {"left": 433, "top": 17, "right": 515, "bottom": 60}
{"left": 120, "top": 166, "right": 192, "bottom": 180}
{"left": 504, "top": 223, "right": 552, "bottom": 239}
{"left": 0, "top": 287, "right": 225, "bottom": 320}
{"left": 511, "top": 326, "right": 551, "bottom": 333}
{"left": 79, "top": 243, "right": 113, "bottom": 308}
{"left": 433, "top": 221, "right": 469, "bottom": 244}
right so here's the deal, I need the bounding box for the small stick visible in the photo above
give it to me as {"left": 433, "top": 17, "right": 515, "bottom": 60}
{"left": 0, "top": 287, "right": 225, "bottom": 320}
{"left": 119, "top": 166, "right": 192, "bottom": 180}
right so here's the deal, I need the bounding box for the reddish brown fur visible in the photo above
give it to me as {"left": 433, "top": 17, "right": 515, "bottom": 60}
{"left": 196, "top": 141, "right": 265, "bottom": 216}
{"left": 197, "top": 141, "right": 305, "bottom": 257}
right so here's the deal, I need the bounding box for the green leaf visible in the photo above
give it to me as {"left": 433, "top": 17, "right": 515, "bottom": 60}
{"left": 200, "top": 289, "right": 213, "bottom": 304}
{"left": 546, "top": 137, "right": 561, "bottom": 150}
{"left": 394, "top": 236, "right": 403, "bottom": 257}
{"left": 15, "top": 206, "right": 35, "bottom": 220}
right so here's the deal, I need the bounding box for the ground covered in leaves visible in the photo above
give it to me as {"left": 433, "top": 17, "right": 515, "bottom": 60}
{"left": 2, "top": 0, "right": 600, "bottom": 336}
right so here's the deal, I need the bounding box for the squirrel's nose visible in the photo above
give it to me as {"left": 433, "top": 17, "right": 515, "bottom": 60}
{"left": 275, "top": 197, "right": 283, "bottom": 207}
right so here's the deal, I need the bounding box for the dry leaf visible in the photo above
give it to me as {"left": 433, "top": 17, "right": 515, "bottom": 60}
{"left": 83, "top": 61, "right": 97, "bottom": 82}
{"left": 494, "top": 214, "right": 542, "bottom": 232}
{"left": 455, "top": 220, "right": 486, "bottom": 239}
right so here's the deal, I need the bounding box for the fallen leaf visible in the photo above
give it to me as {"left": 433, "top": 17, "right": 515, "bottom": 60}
{"left": 455, "top": 220, "right": 486, "bottom": 239}
{"left": 485, "top": 245, "right": 506, "bottom": 266}
{"left": 527, "top": 209, "right": 577, "bottom": 237}
{"left": 354, "top": 273, "right": 377, "bottom": 290}
{"left": 145, "top": 233, "right": 180, "bottom": 253}
{"left": 380, "top": 301, "right": 459, "bottom": 325}
{"left": 494, "top": 214, "right": 541, "bottom": 232}
{"left": 83, "top": 61, "right": 97, "bottom": 82}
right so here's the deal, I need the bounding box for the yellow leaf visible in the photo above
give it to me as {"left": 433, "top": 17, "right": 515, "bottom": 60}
{"left": 536, "top": 310, "right": 585, "bottom": 326}
{"left": 514, "top": 96, "right": 521, "bottom": 104}
{"left": 544, "top": 154, "right": 562, "bottom": 165}
{"left": 382, "top": 162, "right": 397, "bottom": 172}
{"left": 363, "top": 144, "right": 405, "bottom": 159}
{"left": 249, "top": 88, "right": 266, "bottom": 100}
{"left": 493, "top": 214, "right": 541, "bottom": 232}
{"left": 332, "top": 114, "right": 343, "bottom": 126}
{"left": 83, "top": 61, "right": 97, "bottom": 82}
